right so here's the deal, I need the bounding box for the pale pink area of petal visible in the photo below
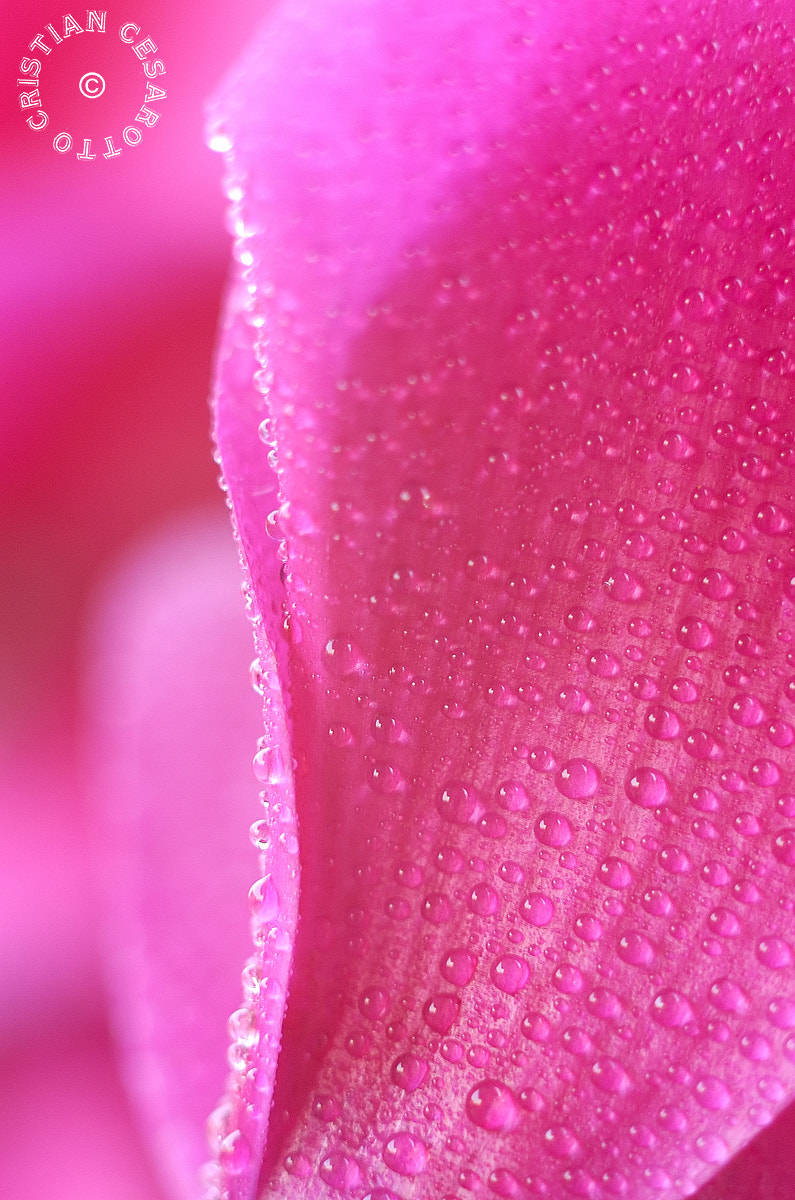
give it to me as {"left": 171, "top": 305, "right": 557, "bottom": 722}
{"left": 210, "top": 1, "right": 795, "bottom": 1197}
{"left": 87, "top": 515, "right": 294, "bottom": 1200}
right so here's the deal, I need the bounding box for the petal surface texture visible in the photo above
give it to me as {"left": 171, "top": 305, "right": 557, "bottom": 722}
{"left": 211, "top": 1, "right": 795, "bottom": 1197}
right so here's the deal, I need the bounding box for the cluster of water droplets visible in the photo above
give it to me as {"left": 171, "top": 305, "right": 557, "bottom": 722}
{"left": 206, "top": 2, "right": 795, "bottom": 1198}
{"left": 200, "top": 257, "right": 300, "bottom": 1200}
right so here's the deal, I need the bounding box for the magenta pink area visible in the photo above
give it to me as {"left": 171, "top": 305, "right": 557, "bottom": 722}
{"left": 86, "top": 516, "right": 274, "bottom": 1200}
{"left": 0, "top": 1028, "right": 168, "bottom": 1200}
{"left": 209, "top": 0, "right": 795, "bottom": 1197}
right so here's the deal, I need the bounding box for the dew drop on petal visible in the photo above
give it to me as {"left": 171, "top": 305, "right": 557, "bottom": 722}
{"left": 465, "top": 1080, "right": 520, "bottom": 1131}
{"left": 591, "top": 1058, "right": 632, "bottom": 1095}
{"left": 773, "top": 829, "right": 795, "bottom": 866}
{"left": 382, "top": 1132, "right": 427, "bottom": 1176}
{"left": 600, "top": 858, "right": 633, "bottom": 889}
{"left": 625, "top": 767, "right": 671, "bottom": 808}
{"left": 490, "top": 954, "right": 531, "bottom": 995}
{"left": 557, "top": 758, "right": 599, "bottom": 799}
{"left": 651, "top": 990, "right": 694, "bottom": 1027}
{"left": 521, "top": 892, "right": 555, "bottom": 926}
{"left": 535, "top": 811, "right": 573, "bottom": 847}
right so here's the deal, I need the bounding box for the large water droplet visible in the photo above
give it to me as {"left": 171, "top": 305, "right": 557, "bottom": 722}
{"left": 423, "top": 993, "right": 460, "bottom": 1033}
{"left": 465, "top": 1080, "right": 519, "bottom": 1131}
{"left": 557, "top": 759, "right": 599, "bottom": 799}
{"left": 773, "top": 829, "right": 795, "bottom": 866}
{"left": 591, "top": 1058, "right": 632, "bottom": 1095}
{"left": 625, "top": 767, "right": 671, "bottom": 808}
{"left": 651, "top": 990, "right": 694, "bottom": 1027}
{"left": 521, "top": 893, "right": 555, "bottom": 926}
{"left": 490, "top": 954, "right": 530, "bottom": 995}
{"left": 600, "top": 858, "right": 633, "bottom": 889}
{"left": 382, "top": 1132, "right": 427, "bottom": 1176}
{"left": 437, "top": 780, "right": 484, "bottom": 826}
{"left": 535, "top": 811, "right": 573, "bottom": 847}
{"left": 441, "top": 949, "right": 478, "bottom": 986}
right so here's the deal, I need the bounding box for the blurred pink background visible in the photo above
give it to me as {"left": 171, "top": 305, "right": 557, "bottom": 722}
{"left": 0, "top": 3, "right": 267, "bottom": 1194}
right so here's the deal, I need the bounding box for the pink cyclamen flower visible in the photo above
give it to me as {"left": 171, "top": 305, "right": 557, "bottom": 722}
{"left": 89, "top": 1, "right": 795, "bottom": 1199}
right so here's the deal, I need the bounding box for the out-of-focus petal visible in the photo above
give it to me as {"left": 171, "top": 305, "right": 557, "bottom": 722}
{"left": 0, "top": 1027, "right": 168, "bottom": 1200}
{"left": 211, "top": 1, "right": 795, "bottom": 1198}
{"left": 87, "top": 514, "right": 294, "bottom": 1200}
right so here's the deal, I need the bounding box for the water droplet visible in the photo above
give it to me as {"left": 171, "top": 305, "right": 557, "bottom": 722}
{"left": 521, "top": 893, "right": 555, "bottom": 926}
{"left": 553, "top": 964, "right": 584, "bottom": 994}
{"left": 437, "top": 781, "right": 484, "bottom": 826}
{"left": 441, "top": 949, "right": 478, "bottom": 987}
{"left": 754, "top": 503, "right": 792, "bottom": 535}
{"left": 699, "top": 569, "right": 736, "bottom": 600}
{"left": 466, "top": 1080, "right": 519, "bottom": 1131}
{"left": 543, "top": 1125, "right": 581, "bottom": 1159}
{"left": 359, "top": 986, "right": 389, "bottom": 1020}
{"left": 535, "top": 811, "right": 573, "bottom": 847}
{"left": 644, "top": 705, "right": 681, "bottom": 740}
{"left": 313, "top": 1094, "right": 341, "bottom": 1122}
{"left": 324, "top": 636, "right": 366, "bottom": 676}
{"left": 694, "top": 1134, "right": 729, "bottom": 1165}
{"left": 591, "top": 1058, "right": 632, "bottom": 1095}
{"left": 487, "top": 1167, "right": 523, "bottom": 1197}
{"left": 603, "top": 568, "right": 644, "bottom": 602}
{"left": 319, "top": 1152, "right": 362, "bottom": 1191}
{"left": 677, "top": 617, "right": 714, "bottom": 649}
{"left": 768, "top": 998, "right": 795, "bottom": 1030}
{"left": 757, "top": 936, "right": 793, "bottom": 969}
{"left": 659, "top": 430, "right": 697, "bottom": 459}
{"left": 557, "top": 759, "right": 599, "bottom": 799}
{"left": 709, "top": 978, "right": 749, "bottom": 1013}
{"left": 694, "top": 1076, "right": 731, "bottom": 1110}
{"left": 248, "top": 876, "right": 279, "bottom": 923}
{"left": 618, "top": 931, "right": 655, "bottom": 966}
{"left": 625, "top": 767, "right": 671, "bottom": 808}
{"left": 423, "top": 993, "right": 460, "bottom": 1033}
{"left": 685, "top": 729, "right": 724, "bottom": 761}
{"left": 574, "top": 914, "right": 603, "bottom": 942}
{"left": 496, "top": 780, "right": 531, "bottom": 811}
{"left": 702, "top": 860, "right": 731, "bottom": 886}
{"left": 491, "top": 955, "right": 530, "bottom": 995}
{"left": 740, "top": 1032, "right": 772, "bottom": 1061}
{"left": 587, "top": 649, "right": 622, "bottom": 677}
{"left": 422, "top": 892, "right": 453, "bottom": 924}
{"left": 641, "top": 889, "right": 674, "bottom": 917}
{"left": 600, "top": 858, "right": 633, "bottom": 889}
{"left": 651, "top": 990, "right": 694, "bottom": 1027}
{"left": 730, "top": 694, "right": 767, "bottom": 727}
{"left": 371, "top": 762, "right": 403, "bottom": 794}
{"left": 499, "top": 860, "right": 525, "bottom": 884}
{"left": 529, "top": 745, "right": 557, "bottom": 772}
{"left": 382, "top": 1132, "right": 427, "bottom": 1176}
{"left": 587, "top": 988, "right": 623, "bottom": 1020}
{"left": 469, "top": 882, "right": 499, "bottom": 916}
{"left": 252, "top": 746, "right": 286, "bottom": 784}
{"left": 773, "top": 830, "right": 795, "bottom": 868}
{"left": 708, "top": 908, "right": 741, "bottom": 937}
{"left": 218, "top": 1130, "right": 251, "bottom": 1175}
{"left": 751, "top": 759, "right": 781, "bottom": 787}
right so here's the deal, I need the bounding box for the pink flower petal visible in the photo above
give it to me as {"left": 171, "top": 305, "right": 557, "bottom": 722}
{"left": 87, "top": 514, "right": 295, "bottom": 1200}
{"left": 210, "top": 1, "right": 795, "bottom": 1197}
